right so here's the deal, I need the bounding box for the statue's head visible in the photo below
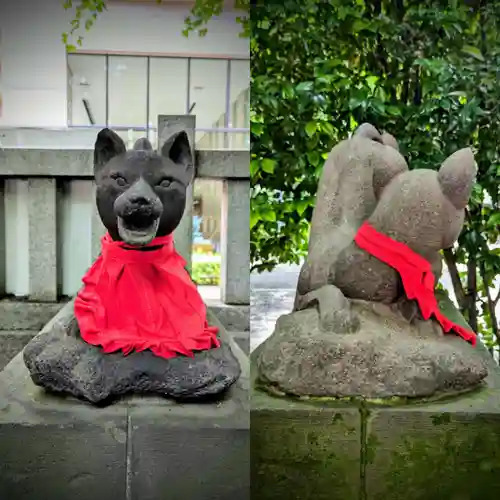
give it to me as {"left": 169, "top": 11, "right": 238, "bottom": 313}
{"left": 369, "top": 147, "right": 477, "bottom": 258}
{"left": 93, "top": 128, "right": 194, "bottom": 246}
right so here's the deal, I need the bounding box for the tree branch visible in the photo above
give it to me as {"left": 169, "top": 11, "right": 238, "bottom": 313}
{"left": 480, "top": 260, "right": 500, "bottom": 345}
{"left": 442, "top": 248, "right": 467, "bottom": 307}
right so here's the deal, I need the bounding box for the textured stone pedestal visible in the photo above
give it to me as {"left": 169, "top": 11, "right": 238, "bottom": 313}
{"left": 0, "top": 328, "right": 249, "bottom": 500}
{"left": 251, "top": 344, "right": 500, "bottom": 500}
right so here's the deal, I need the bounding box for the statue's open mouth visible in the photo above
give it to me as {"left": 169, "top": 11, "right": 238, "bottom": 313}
{"left": 117, "top": 215, "right": 160, "bottom": 246}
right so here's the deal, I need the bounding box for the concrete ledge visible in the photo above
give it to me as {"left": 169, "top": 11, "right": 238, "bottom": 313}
{"left": 207, "top": 302, "right": 250, "bottom": 331}
{"left": 0, "top": 300, "right": 66, "bottom": 330}
{"left": 0, "top": 299, "right": 247, "bottom": 331}
{"left": 0, "top": 330, "right": 37, "bottom": 370}
{"left": 0, "top": 308, "right": 249, "bottom": 500}
{"left": 0, "top": 149, "right": 249, "bottom": 179}
{"left": 250, "top": 343, "right": 500, "bottom": 500}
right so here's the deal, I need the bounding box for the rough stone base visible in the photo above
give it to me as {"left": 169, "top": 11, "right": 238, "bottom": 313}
{"left": 0, "top": 335, "right": 249, "bottom": 500}
{"left": 251, "top": 344, "right": 500, "bottom": 500}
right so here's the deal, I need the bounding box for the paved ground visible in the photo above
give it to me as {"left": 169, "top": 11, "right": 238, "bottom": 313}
{"left": 250, "top": 264, "right": 301, "bottom": 352}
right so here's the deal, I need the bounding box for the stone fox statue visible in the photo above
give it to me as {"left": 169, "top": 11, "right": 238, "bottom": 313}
{"left": 295, "top": 123, "right": 408, "bottom": 308}
{"left": 331, "top": 147, "right": 477, "bottom": 305}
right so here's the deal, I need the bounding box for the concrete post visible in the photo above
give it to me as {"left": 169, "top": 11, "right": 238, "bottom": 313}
{"left": 157, "top": 115, "right": 196, "bottom": 272}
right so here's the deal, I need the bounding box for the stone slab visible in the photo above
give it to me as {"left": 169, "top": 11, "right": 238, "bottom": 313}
{"left": 27, "top": 178, "right": 58, "bottom": 301}
{"left": 0, "top": 330, "right": 37, "bottom": 370}
{"left": 220, "top": 179, "right": 250, "bottom": 305}
{"left": 251, "top": 340, "right": 500, "bottom": 500}
{"left": 129, "top": 423, "right": 249, "bottom": 500}
{"left": 0, "top": 180, "right": 5, "bottom": 296}
{"left": 251, "top": 391, "right": 362, "bottom": 500}
{"left": 0, "top": 300, "right": 66, "bottom": 330}
{"left": 158, "top": 115, "right": 196, "bottom": 269}
{"left": 251, "top": 345, "right": 361, "bottom": 500}
{"left": 0, "top": 149, "right": 249, "bottom": 179}
{"left": 365, "top": 342, "right": 500, "bottom": 500}
{"left": 207, "top": 303, "right": 250, "bottom": 331}
{"left": 0, "top": 308, "right": 249, "bottom": 499}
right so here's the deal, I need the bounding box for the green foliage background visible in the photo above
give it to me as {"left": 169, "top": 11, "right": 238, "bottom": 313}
{"left": 251, "top": 0, "right": 500, "bottom": 349}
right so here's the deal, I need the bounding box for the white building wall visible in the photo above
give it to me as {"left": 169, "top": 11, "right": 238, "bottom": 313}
{"left": 0, "top": 0, "right": 248, "bottom": 127}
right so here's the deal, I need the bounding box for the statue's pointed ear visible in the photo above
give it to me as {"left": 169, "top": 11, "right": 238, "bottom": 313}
{"left": 438, "top": 148, "right": 477, "bottom": 210}
{"left": 354, "top": 123, "right": 383, "bottom": 143}
{"left": 94, "top": 128, "right": 126, "bottom": 174}
{"left": 160, "top": 130, "right": 194, "bottom": 185}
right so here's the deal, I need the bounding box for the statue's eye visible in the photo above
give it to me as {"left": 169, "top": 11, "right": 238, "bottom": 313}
{"left": 111, "top": 174, "right": 127, "bottom": 187}
{"left": 158, "top": 178, "right": 172, "bottom": 188}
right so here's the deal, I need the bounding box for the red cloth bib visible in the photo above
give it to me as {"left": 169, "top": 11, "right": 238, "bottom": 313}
{"left": 74, "top": 233, "right": 220, "bottom": 359}
{"left": 354, "top": 222, "right": 476, "bottom": 345}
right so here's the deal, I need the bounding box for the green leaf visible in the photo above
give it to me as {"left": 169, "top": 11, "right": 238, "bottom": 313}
{"left": 250, "top": 212, "right": 259, "bottom": 229}
{"left": 386, "top": 106, "right": 401, "bottom": 116}
{"left": 296, "top": 81, "right": 314, "bottom": 92}
{"left": 250, "top": 159, "right": 260, "bottom": 177}
{"left": 307, "top": 151, "right": 320, "bottom": 166}
{"left": 487, "top": 213, "right": 500, "bottom": 228}
{"left": 261, "top": 158, "right": 277, "bottom": 174}
{"left": 295, "top": 200, "right": 310, "bottom": 216}
{"left": 261, "top": 210, "right": 276, "bottom": 222}
{"left": 305, "top": 121, "right": 317, "bottom": 138}
{"left": 319, "top": 122, "right": 335, "bottom": 137}
{"left": 462, "top": 45, "right": 484, "bottom": 61}
{"left": 251, "top": 122, "right": 264, "bottom": 136}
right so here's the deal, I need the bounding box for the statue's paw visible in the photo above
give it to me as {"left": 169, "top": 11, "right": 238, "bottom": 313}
{"left": 296, "top": 284, "right": 359, "bottom": 333}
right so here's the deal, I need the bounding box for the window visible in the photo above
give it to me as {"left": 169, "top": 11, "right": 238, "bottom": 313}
{"left": 189, "top": 58, "right": 228, "bottom": 147}
{"left": 67, "top": 54, "right": 107, "bottom": 126}
{"left": 149, "top": 57, "right": 189, "bottom": 129}
{"left": 108, "top": 56, "right": 148, "bottom": 128}
{"left": 67, "top": 53, "right": 249, "bottom": 150}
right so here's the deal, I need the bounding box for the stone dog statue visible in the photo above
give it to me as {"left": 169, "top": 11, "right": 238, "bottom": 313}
{"left": 22, "top": 128, "right": 240, "bottom": 405}
{"left": 256, "top": 125, "right": 488, "bottom": 400}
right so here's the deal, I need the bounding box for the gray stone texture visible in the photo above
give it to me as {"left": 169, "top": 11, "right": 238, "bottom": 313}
{"left": 0, "top": 148, "right": 248, "bottom": 179}
{"left": 296, "top": 124, "right": 409, "bottom": 301}
{"left": 130, "top": 424, "right": 249, "bottom": 500}
{"left": 0, "top": 180, "right": 5, "bottom": 296}
{"left": 27, "top": 178, "right": 58, "bottom": 301}
{"left": 0, "top": 299, "right": 65, "bottom": 330}
{"left": 0, "top": 330, "right": 249, "bottom": 500}
{"left": 332, "top": 148, "right": 476, "bottom": 303}
{"left": 209, "top": 303, "right": 250, "bottom": 331}
{"left": 256, "top": 293, "right": 487, "bottom": 398}
{"left": 251, "top": 344, "right": 500, "bottom": 500}
{"left": 158, "top": 115, "right": 196, "bottom": 270}
{"left": 251, "top": 356, "right": 361, "bottom": 500}
{"left": 91, "top": 183, "right": 106, "bottom": 260}
{"left": 257, "top": 125, "right": 484, "bottom": 399}
{"left": 0, "top": 330, "right": 36, "bottom": 370}
{"left": 196, "top": 150, "right": 249, "bottom": 178}
{"left": 23, "top": 301, "right": 242, "bottom": 404}
{"left": 221, "top": 179, "right": 250, "bottom": 305}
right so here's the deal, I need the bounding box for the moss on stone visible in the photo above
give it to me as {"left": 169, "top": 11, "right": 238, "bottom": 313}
{"left": 370, "top": 414, "right": 500, "bottom": 500}
{"left": 251, "top": 407, "right": 361, "bottom": 500}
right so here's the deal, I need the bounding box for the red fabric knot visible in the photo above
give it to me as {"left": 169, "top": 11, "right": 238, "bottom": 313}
{"left": 74, "top": 232, "right": 220, "bottom": 359}
{"left": 354, "top": 222, "right": 476, "bottom": 345}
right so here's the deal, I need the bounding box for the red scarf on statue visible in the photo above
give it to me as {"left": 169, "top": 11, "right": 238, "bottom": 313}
{"left": 354, "top": 222, "right": 476, "bottom": 345}
{"left": 74, "top": 233, "right": 220, "bottom": 359}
